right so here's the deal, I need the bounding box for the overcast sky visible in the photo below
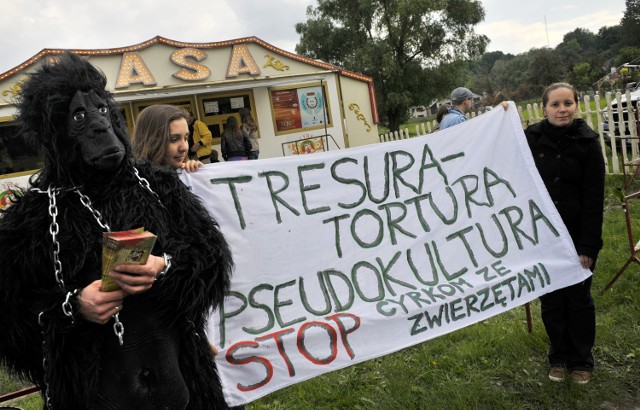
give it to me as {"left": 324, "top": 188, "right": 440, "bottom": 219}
{"left": 0, "top": 0, "right": 627, "bottom": 75}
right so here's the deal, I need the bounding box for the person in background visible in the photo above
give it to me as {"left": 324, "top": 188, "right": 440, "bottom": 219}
{"left": 132, "top": 105, "right": 203, "bottom": 172}
{"left": 187, "top": 110, "right": 213, "bottom": 164}
{"left": 435, "top": 100, "right": 508, "bottom": 131}
{"left": 221, "top": 116, "right": 251, "bottom": 161}
{"left": 525, "top": 82, "right": 604, "bottom": 385}
{"left": 433, "top": 103, "right": 451, "bottom": 131}
{"left": 439, "top": 87, "right": 474, "bottom": 130}
{"left": 239, "top": 107, "right": 260, "bottom": 159}
{"left": 210, "top": 148, "right": 220, "bottom": 163}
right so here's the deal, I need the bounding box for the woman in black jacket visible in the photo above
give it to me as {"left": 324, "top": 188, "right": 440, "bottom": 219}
{"left": 221, "top": 116, "right": 251, "bottom": 161}
{"left": 525, "top": 82, "right": 605, "bottom": 385}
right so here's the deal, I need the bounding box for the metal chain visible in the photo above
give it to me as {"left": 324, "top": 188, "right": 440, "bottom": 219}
{"left": 69, "top": 189, "right": 126, "bottom": 345}
{"left": 33, "top": 169, "right": 161, "bottom": 384}
{"left": 113, "top": 313, "right": 125, "bottom": 346}
{"left": 38, "top": 312, "right": 53, "bottom": 409}
{"left": 61, "top": 289, "right": 80, "bottom": 322}
{"left": 44, "top": 187, "right": 103, "bottom": 322}
{"left": 133, "top": 166, "right": 160, "bottom": 200}
{"left": 46, "top": 187, "right": 65, "bottom": 290}
{"left": 39, "top": 184, "right": 125, "bottom": 349}
{"left": 74, "top": 189, "right": 111, "bottom": 232}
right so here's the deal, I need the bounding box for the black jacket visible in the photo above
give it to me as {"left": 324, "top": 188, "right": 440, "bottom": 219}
{"left": 221, "top": 130, "right": 251, "bottom": 160}
{"left": 525, "top": 118, "right": 605, "bottom": 260}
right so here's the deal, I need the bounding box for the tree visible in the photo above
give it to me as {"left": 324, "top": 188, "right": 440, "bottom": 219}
{"left": 295, "top": 0, "right": 488, "bottom": 132}
{"left": 562, "top": 28, "right": 597, "bottom": 52}
{"left": 620, "top": 0, "right": 640, "bottom": 47}
{"left": 526, "top": 48, "right": 569, "bottom": 96}
{"left": 614, "top": 46, "right": 640, "bottom": 67}
{"left": 490, "top": 54, "right": 529, "bottom": 98}
{"left": 468, "top": 51, "right": 510, "bottom": 96}
{"left": 555, "top": 39, "right": 582, "bottom": 69}
{"left": 572, "top": 62, "right": 595, "bottom": 91}
{"left": 596, "top": 25, "right": 622, "bottom": 58}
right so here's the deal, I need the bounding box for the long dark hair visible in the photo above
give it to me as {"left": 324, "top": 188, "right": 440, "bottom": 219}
{"left": 436, "top": 104, "right": 450, "bottom": 123}
{"left": 223, "top": 116, "right": 243, "bottom": 139}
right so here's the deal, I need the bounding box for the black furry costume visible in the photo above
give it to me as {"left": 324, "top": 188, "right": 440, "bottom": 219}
{"left": 0, "top": 53, "right": 232, "bottom": 409}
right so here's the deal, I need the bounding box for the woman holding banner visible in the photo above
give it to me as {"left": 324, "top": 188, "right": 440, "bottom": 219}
{"left": 132, "top": 105, "right": 204, "bottom": 173}
{"left": 132, "top": 104, "right": 248, "bottom": 408}
{"left": 525, "top": 82, "right": 604, "bottom": 385}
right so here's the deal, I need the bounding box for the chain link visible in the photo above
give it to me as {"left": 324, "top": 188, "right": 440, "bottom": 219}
{"left": 61, "top": 289, "right": 79, "bottom": 322}
{"left": 38, "top": 312, "right": 53, "bottom": 409}
{"left": 74, "top": 190, "right": 111, "bottom": 232}
{"left": 133, "top": 167, "right": 160, "bottom": 200}
{"left": 113, "top": 313, "right": 125, "bottom": 346}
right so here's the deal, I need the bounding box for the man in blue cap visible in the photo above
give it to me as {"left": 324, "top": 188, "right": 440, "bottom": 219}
{"left": 439, "top": 87, "right": 474, "bottom": 130}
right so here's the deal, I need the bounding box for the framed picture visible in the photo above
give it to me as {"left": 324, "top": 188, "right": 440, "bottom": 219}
{"left": 269, "top": 83, "right": 331, "bottom": 135}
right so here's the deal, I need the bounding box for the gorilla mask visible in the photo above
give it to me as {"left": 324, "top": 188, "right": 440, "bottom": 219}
{"left": 16, "top": 52, "right": 133, "bottom": 188}
{"left": 67, "top": 89, "right": 125, "bottom": 172}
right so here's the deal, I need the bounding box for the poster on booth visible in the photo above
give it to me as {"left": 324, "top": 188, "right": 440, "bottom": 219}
{"left": 0, "top": 174, "right": 32, "bottom": 211}
{"left": 180, "top": 104, "right": 591, "bottom": 407}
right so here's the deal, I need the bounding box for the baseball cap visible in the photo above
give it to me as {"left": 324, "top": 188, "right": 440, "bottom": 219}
{"left": 451, "top": 87, "right": 473, "bottom": 101}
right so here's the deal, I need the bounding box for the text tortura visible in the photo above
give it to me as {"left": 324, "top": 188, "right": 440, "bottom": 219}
{"left": 209, "top": 143, "right": 555, "bottom": 258}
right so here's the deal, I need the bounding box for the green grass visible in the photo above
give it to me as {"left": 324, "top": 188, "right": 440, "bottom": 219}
{"left": 2, "top": 174, "right": 639, "bottom": 409}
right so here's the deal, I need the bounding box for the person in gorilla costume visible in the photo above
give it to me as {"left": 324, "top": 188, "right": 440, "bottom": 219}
{"left": 0, "top": 52, "right": 233, "bottom": 409}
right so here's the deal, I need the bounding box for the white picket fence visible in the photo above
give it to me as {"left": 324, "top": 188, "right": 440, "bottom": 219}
{"left": 379, "top": 91, "right": 640, "bottom": 175}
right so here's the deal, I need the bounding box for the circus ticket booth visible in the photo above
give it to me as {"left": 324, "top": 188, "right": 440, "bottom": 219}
{"left": 0, "top": 36, "right": 379, "bottom": 204}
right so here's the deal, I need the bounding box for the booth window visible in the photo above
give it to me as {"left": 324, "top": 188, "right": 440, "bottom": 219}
{"left": 269, "top": 83, "right": 331, "bottom": 135}
{"left": 199, "top": 93, "right": 253, "bottom": 140}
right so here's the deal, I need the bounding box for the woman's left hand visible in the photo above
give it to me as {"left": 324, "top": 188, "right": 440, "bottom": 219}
{"left": 108, "top": 254, "right": 166, "bottom": 295}
{"left": 579, "top": 255, "right": 593, "bottom": 269}
{"left": 181, "top": 159, "right": 203, "bottom": 173}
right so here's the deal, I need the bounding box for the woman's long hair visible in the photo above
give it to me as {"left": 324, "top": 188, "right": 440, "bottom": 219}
{"left": 436, "top": 104, "right": 450, "bottom": 123}
{"left": 238, "top": 108, "right": 257, "bottom": 133}
{"left": 132, "top": 105, "right": 188, "bottom": 166}
{"left": 223, "top": 116, "right": 243, "bottom": 139}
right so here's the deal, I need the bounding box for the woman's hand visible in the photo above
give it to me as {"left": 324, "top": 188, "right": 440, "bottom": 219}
{"left": 180, "top": 159, "right": 203, "bottom": 173}
{"left": 108, "top": 254, "right": 166, "bottom": 295}
{"left": 579, "top": 255, "right": 593, "bottom": 270}
{"left": 77, "top": 280, "right": 127, "bottom": 324}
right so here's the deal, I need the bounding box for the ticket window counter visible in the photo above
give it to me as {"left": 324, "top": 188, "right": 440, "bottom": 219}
{"left": 196, "top": 91, "right": 256, "bottom": 144}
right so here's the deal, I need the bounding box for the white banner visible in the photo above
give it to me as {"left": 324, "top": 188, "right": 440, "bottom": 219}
{"left": 180, "top": 104, "right": 591, "bottom": 406}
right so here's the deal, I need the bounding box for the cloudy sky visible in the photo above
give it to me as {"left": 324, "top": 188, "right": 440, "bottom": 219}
{"left": 0, "top": 0, "right": 627, "bottom": 74}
